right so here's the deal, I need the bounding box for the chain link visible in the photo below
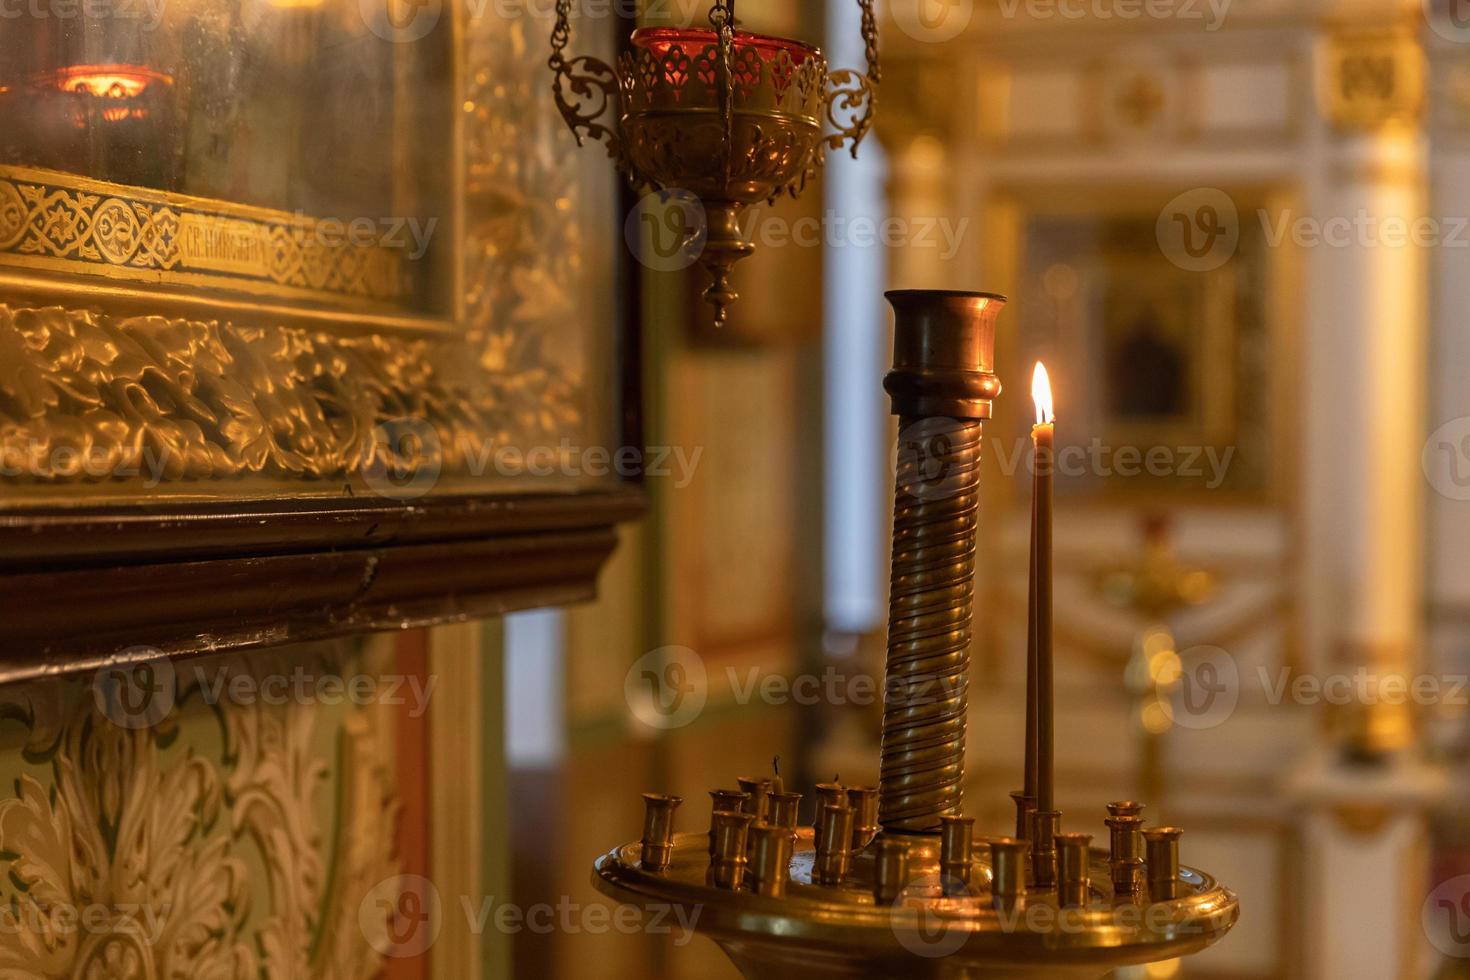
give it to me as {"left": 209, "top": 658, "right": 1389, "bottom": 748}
{"left": 858, "top": 0, "right": 880, "bottom": 84}
{"left": 549, "top": 0, "right": 572, "bottom": 70}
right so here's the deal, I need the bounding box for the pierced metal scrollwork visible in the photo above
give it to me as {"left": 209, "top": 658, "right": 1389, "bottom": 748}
{"left": 548, "top": 0, "right": 638, "bottom": 184}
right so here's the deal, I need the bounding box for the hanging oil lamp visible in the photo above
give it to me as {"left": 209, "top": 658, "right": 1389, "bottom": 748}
{"left": 549, "top": 0, "right": 879, "bottom": 325}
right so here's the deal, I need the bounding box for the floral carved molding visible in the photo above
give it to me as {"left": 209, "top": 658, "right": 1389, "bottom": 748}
{"left": 0, "top": 644, "right": 401, "bottom": 978}
{"left": 0, "top": 303, "right": 577, "bottom": 486}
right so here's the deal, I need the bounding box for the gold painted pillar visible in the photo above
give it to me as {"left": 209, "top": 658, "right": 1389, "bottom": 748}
{"left": 1295, "top": 14, "right": 1444, "bottom": 980}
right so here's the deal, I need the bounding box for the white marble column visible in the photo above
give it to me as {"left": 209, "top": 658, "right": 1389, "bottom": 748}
{"left": 1295, "top": 17, "right": 1442, "bottom": 980}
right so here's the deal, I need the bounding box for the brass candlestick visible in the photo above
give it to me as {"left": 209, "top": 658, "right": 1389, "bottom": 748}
{"left": 593, "top": 289, "right": 1239, "bottom": 978}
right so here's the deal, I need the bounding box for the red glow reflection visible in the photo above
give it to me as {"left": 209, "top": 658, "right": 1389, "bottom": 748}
{"left": 630, "top": 27, "right": 821, "bottom": 64}
{"left": 42, "top": 65, "right": 173, "bottom": 101}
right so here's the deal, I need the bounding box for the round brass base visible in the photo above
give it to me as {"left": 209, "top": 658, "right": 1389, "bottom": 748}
{"left": 593, "top": 830, "right": 1238, "bottom": 980}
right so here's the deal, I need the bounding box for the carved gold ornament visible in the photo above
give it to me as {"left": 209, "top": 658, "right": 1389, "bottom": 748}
{"left": 0, "top": 304, "right": 577, "bottom": 488}
{"left": 1318, "top": 26, "right": 1425, "bottom": 132}
{"left": 0, "top": 645, "right": 400, "bottom": 979}
{"left": 0, "top": 166, "right": 409, "bottom": 305}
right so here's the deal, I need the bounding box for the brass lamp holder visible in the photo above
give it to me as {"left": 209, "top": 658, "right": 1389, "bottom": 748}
{"left": 593, "top": 291, "right": 1239, "bottom": 978}
{"left": 549, "top": 0, "right": 879, "bottom": 325}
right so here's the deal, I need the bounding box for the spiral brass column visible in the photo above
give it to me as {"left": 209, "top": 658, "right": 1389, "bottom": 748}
{"left": 878, "top": 290, "right": 1005, "bottom": 834}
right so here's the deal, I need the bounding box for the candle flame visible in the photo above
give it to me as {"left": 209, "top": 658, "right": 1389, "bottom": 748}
{"left": 1031, "top": 362, "right": 1055, "bottom": 426}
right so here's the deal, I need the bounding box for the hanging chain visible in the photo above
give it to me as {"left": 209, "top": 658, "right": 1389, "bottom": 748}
{"left": 708, "top": 0, "right": 735, "bottom": 183}
{"left": 549, "top": 0, "right": 573, "bottom": 71}
{"left": 858, "top": 0, "right": 880, "bottom": 84}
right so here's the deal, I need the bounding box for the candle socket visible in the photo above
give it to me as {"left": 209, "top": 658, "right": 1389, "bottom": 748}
{"left": 1030, "top": 810, "right": 1060, "bottom": 889}
{"left": 767, "top": 791, "right": 802, "bottom": 836}
{"left": 815, "top": 804, "right": 856, "bottom": 885}
{"left": 812, "top": 784, "right": 847, "bottom": 853}
{"left": 1144, "top": 826, "right": 1184, "bottom": 902}
{"left": 749, "top": 824, "right": 793, "bottom": 898}
{"left": 1055, "top": 832, "right": 1092, "bottom": 907}
{"left": 1107, "top": 800, "right": 1145, "bottom": 819}
{"left": 1010, "top": 791, "right": 1036, "bottom": 842}
{"left": 874, "top": 837, "right": 911, "bottom": 904}
{"left": 847, "top": 786, "right": 880, "bottom": 852}
{"left": 640, "top": 793, "right": 683, "bottom": 871}
{"left": 710, "top": 811, "right": 756, "bottom": 889}
{"left": 737, "top": 777, "right": 772, "bottom": 823}
{"left": 939, "top": 815, "right": 976, "bottom": 895}
{"left": 709, "top": 790, "right": 751, "bottom": 857}
{"left": 1106, "top": 813, "right": 1145, "bottom": 895}
{"left": 989, "top": 837, "right": 1030, "bottom": 901}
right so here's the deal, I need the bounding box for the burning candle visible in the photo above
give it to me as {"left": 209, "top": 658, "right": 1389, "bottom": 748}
{"left": 1030, "top": 363, "right": 1055, "bottom": 814}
